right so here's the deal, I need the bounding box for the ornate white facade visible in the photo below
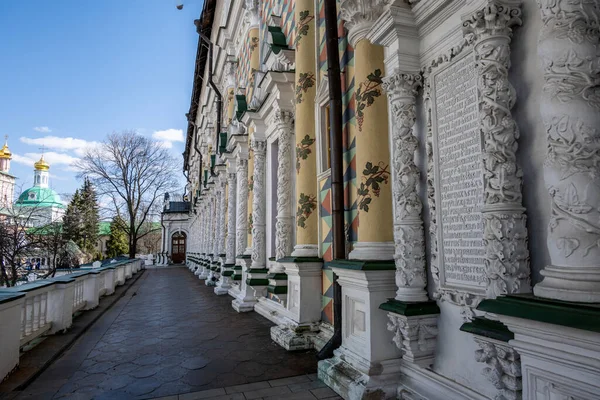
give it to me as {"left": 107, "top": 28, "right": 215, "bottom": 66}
{"left": 164, "top": 0, "right": 600, "bottom": 399}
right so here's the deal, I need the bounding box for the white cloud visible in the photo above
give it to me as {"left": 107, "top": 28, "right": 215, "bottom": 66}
{"left": 33, "top": 126, "right": 52, "bottom": 133}
{"left": 20, "top": 136, "right": 99, "bottom": 157}
{"left": 152, "top": 129, "right": 184, "bottom": 143}
{"left": 12, "top": 152, "right": 80, "bottom": 169}
{"left": 156, "top": 140, "right": 173, "bottom": 149}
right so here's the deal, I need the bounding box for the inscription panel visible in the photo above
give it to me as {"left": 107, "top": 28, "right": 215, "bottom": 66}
{"left": 432, "top": 50, "right": 486, "bottom": 292}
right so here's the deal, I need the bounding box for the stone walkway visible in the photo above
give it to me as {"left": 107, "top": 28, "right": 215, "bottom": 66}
{"left": 15, "top": 267, "right": 317, "bottom": 400}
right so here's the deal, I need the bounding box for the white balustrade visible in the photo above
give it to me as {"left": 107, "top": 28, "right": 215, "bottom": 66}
{"left": 0, "top": 258, "right": 142, "bottom": 382}
{"left": 73, "top": 278, "right": 85, "bottom": 312}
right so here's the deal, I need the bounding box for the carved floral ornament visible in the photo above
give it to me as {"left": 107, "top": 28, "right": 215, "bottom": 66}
{"left": 339, "top": 0, "right": 393, "bottom": 45}
{"left": 419, "top": 1, "right": 530, "bottom": 313}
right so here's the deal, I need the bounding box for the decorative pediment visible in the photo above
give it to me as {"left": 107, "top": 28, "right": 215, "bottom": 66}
{"left": 248, "top": 70, "right": 267, "bottom": 110}
{"left": 263, "top": 26, "right": 295, "bottom": 72}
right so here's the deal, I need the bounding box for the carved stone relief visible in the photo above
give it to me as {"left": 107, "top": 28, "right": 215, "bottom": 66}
{"left": 382, "top": 72, "right": 428, "bottom": 303}
{"left": 275, "top": 109, "right": 295, "bottom": 261}
{"left": 236, "top": 157, "right": 249, "bottom": 256}
{"left": 387, "top": 313, "right": 438, "bottom": 368}
{"left": 474, "top": 339, "right": 522, "bottom": 400}
{"left": 534, "top": 0, "right": 600, "bottom": 302}
{"left": 226, "top": 172, "right": 237, "bottom": 264}
{"left": 251, "top": 139, "right": 267, "bottom": 268}
{"left": 422, "top": 2, "right": 530, "bottom": 313}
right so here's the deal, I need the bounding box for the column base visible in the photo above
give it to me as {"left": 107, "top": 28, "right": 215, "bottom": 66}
{"left": 228, "top": 284, "right": 241, "bottom": 298}
{"left": 533, "top": 265, "right": 600, "bottom": 303}
{"left": 318, "top": 349, "right": 402, "bottom": 400}
{"left": 254, "top": 297, "right": 288, "bottom": 325}
{"left": 319, "top": 261, "right": 401, "bottom": 399}
{"left": 348, "top": 242, "right": 395, "bottom": 261}
{"left": 270, "top": 323, "right": 319, "bottom": 351}
{"left": 231, "top": 258, "right": 264, "bottom": 313}
{"left": 291, "top": 244, "right": 319, "bottom": 257}
{"left": 232, "top": 297, "right": 258, "bottom": 313}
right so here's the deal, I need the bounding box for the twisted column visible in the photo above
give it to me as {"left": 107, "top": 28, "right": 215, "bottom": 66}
{"left": 251, "top": 139, "right": 267, "bottom": 268}
{"left": 463, "top": 2, "right": 530, "bottom": 298}
{"left": 533, "top": 0, "right": 600, "bottom": 302}
{"left": 236, "top": 156, "right": 249, "bottom": 257}
{"left": 382, "top": 72, "right": 428, "bottom": 302}
{"left": 226, "top": 172, "right": 237, "bottom": 264}
{"left": 275, "top": 110, "right": 295, "bottom": 261}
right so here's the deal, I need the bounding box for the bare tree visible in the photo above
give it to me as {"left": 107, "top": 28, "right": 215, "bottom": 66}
{"left": 0, "top": 191, "right": 57, "bottom": 286}
{"left": 75, "top": 131, "right": 179, "bottom": 258}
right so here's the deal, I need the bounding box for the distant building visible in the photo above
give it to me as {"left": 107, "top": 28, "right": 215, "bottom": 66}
{"left": 15, "top": 155, "right": 65, "bottom": 226}
{"left": 0, "top": 138, "right": 16, "bottom": 219}
{"left": 95, "top": 221, "right": 111, "bottom": 257}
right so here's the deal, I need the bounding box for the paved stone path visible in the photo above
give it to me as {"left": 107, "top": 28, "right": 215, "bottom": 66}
{"left": 16, "top": 267, "right": 317, "bottom": 400}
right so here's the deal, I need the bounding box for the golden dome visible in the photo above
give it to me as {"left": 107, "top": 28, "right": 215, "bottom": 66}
{"left": 0, "top": 138, "right": 11, "bottom": 160}
{"left": 34, "top": 155, "right": 50, "bottom": 171}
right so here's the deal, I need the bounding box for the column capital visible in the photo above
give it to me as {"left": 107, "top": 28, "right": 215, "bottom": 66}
{"left": 382, "top": 71, "right": 422, "bottom": 101}
{"left": 250, "top": 138, "right": 267, "bottom": 154}
{"left": 340, "top": 0, "right": 393, "bottom": 46}
{"left": 273, "top": 108, "right": 294, "bottom": 129}
{"left": 462, "top": 2, "right": 522, "bottom": 41}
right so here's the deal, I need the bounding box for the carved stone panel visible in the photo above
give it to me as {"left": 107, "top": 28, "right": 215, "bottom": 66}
{"left": 430, "top": 50, "right": 487, "bottom": 295}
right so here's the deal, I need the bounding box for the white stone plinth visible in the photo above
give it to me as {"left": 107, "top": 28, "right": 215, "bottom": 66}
{"left": 318, "top": 267, "right": 402, "bottom": 399}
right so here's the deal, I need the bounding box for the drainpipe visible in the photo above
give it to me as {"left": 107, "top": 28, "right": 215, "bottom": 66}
{"left": 193, "top": 125, "right": 203, "bottom": 191}
{"left": 317, "top": 0, "right": 345, "bottom": 361}
{"left": 195, "top": 24, "right": 223, "bottom": 164}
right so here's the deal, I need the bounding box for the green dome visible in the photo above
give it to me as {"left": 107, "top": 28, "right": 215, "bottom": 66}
{"left": 17, "top": 187, "right": 65, "bottom": 208}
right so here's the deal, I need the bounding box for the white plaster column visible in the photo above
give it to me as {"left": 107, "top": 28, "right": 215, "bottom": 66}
{"left": 533, "top": 0, "right": 600, "bottom": 302}
{"left": 232, "top": 139, "right": 268, "bottom": 313}
{"left": 274, "top": 109, "right": 295, "bottom": 261}
{"left": 250, "top": 138, "right": 268, "bottom": 270}
{"left": 215, "top": 175, "right": 230, "bottom": 295}
{"left": 236, "top": 156, "right": 249, "bottom": 257}
{"left": 206, "top": 187, "right": 218, "bottom": 286}
{"left": 226, "top": 171, "right": 237, "bottom": 265}
{"left": 463, "top": 2, "right": 530, "bottom": 298}
{"left": 382, "top": 72, "right": 428, "bottom": 303}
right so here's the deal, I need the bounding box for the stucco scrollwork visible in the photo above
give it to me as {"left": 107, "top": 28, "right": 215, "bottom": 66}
{"left": 339, "top": 0, "right": 393, "bottom": 45}
{"left": 534, "top": 0, "right": 600, "bottom": 302}
{"left": 474, "top": 339, "right": 522, "bottom": 400}
{"left": 382, "top": 72, "right": 428, "bottom": 303}
{"left": 464, "top": 2, "right": 531, "bottom": 299}
{"left": 387, "top": 313, "right": 438, "bottom": 367}
{"left": 226, "top": 172, "right": 237, "bottom": 264}
{"left": 274, "top": 109, "right": 295, "bottom": 261}
{"left": 236, "top": 157, "right": 249, "bottom": 257}
{"left": 251, "top": 139, "right": 267, "bottom": 268}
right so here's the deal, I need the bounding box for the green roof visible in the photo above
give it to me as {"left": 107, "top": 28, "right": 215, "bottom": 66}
{"left": 98, "top": 221, "right": 111, "bottom": 236}
{"left": 16, "top": 187, "right": 65, "bottom": 209}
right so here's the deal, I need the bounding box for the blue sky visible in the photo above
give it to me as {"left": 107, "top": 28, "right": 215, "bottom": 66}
{"left": 0, "top": 0, "right": 203, "bottom": 197}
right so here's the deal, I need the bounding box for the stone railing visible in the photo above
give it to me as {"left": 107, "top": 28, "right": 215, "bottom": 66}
{"left": 0, "top": 258, "right": 143, "bottom": 382}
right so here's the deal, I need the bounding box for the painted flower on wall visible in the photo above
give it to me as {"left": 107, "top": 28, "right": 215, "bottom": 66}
{"left": 356, "top": 69, "right": 384, "bottom": 131}
{"left": 248, "top": 175, "right": 254, "bottom": 192}
{"left": 357, "top": 161, "right": 390, "bottom": 212}
{"left": 248, "top": 213, "right": 253, "bottom": 234}
{"left": 295, "top": 134, "right": 316, "bottom": 173}
{"left": 297, "top": 193, "right": 317, "bottom": 228}
{"left": 296, "top": 72, "right": 316, "bottom": 104}
{"left": 294, "top": 9, "right": 314, "bottom": 48}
